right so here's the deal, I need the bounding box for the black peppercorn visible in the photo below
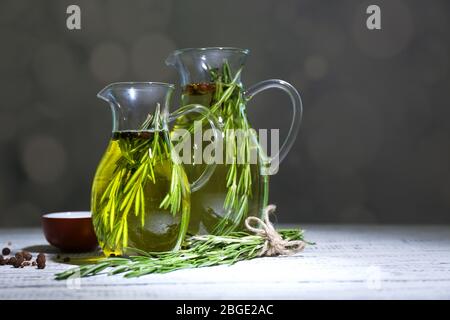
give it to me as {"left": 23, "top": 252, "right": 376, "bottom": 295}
{"left": 0, "top": 249, "right": 46, "bottom": 270}
{"left": 36, "top": 253, "right": 46, "bottom": 269}
{"left": 8, "top": 256, "right": 17, "bottom": 266}
{"left": 22, "top": 251, "right": 32, "bottom": 261}
{"left": 14, "top": 255, "right": 24, "bottom": 268}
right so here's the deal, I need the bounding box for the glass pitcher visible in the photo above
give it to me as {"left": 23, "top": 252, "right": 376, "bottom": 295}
{"left": 166, "top": 47, "right": 303, "bottom": 235}
{"left": 92, "top": 82, "right": 219, "bottom": 255}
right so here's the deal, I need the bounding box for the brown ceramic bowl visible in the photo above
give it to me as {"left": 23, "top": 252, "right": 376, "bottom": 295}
{"left": 42, "top": 212, "right": 98, "bottom": 252}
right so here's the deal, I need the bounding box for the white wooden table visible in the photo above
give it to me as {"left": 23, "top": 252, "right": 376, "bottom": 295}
{"left": 0, "top": 225, "right": 449, "bottom": 300}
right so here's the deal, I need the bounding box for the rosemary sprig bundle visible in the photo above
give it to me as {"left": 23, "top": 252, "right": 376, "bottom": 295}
{"left": 55, "top": 228, "right": 305, "bottom": 280}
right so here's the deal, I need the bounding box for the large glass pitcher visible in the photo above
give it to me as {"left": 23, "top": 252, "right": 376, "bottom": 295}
{"left": 92, "top": 82, "right": 219, "bottom": 255}
{"left": 166, "top": 47, "right": 303, "bottom": 235}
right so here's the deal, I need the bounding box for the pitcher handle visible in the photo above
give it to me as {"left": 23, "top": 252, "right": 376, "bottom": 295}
{"left": 169, "top": 104, "right": 220, "bottom": 192}
{"left": 244, "top": 79, "right": 303, "bottom": 175}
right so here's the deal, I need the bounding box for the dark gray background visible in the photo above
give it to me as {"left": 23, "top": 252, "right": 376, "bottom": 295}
{"left": 1, "top": 0, "right": 449, "bottom": 226}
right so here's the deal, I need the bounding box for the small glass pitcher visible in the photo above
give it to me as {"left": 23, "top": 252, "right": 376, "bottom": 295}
{"left": 92, "top": 82, "right": 219, "bottom": 255}
{"left": 166, "top": 47, "right": 303, "bottom": 235}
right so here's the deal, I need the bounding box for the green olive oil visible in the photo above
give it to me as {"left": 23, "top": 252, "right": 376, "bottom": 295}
{"left": 92, "top": 131, "right": 190, "bottom": 256}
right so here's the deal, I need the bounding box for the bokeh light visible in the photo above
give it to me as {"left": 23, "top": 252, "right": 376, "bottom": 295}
{"left": 304, "top": 55, "right": 328, "bottom": 80}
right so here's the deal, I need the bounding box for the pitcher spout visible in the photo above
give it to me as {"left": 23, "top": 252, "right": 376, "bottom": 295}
{"left": 97, "top": 83, "right": 116, "bottom": 103}
{"left": 96, "top": 82, "right": 175, "bottom": 132}
{"left": 165, "top": 51, "right": 178, "bottom": 67}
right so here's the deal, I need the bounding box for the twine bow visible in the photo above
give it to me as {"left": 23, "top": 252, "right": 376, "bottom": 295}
{"left": 244, "top": 204, "right": 306, "bottom": 257}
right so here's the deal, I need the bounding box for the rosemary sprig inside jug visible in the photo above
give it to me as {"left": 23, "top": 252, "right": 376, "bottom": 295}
{"left": 91, "top": 104, "right": 190, "bottom": 255}
{"left": 181, "top": 61, "right": 257, "bottom": 235}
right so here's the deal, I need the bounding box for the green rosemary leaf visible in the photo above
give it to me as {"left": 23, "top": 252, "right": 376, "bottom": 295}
{"left": 209, "top": 68, "right": 219, "bottom": 82}
{"left": 109, "top": 196, "right": 116, "bottom": 231}
{"left": 108, "top": 265, "right": 130, "bottom": 275}
{"left": 123, "top": 163, "right": 146, "bottom": 193}
{"left": 124, "top": 247, "right": 152, "bottom": 257}
{"left": 159, "top": 194, "right": 171, "bottom": 209}
{"left": 114, "top": 221, "right": 123, "bottom": 248}
{"left": 235, "top": 195, "right": 248, "bottom": 224}
{"left": 148, "top": 161, "right": 156, "bottom": 182}
{"left": 119, "top": 187, "right": 134, "bottom": 211}
{"left": 225, "top": 162, "right": 236, "bottom": 186}
{"left": 79, "top": 262, "right": 110, "bottom": 278}
{"left": 210, "top": 84, "right": 236, "bottom": 112}
{"left": 100, "top": 177, "right": 115, "bottom": 203}
{"left": 122, "top": 218, "right": 128, "bottom": 249}
{"left": 222, "top": 60, "right": 232, "bottom": 83}
{"left": 121, "top": 187, "right": 135, "bottom": 217}
{"left": 134, "top": 185, "right": 141, "bottom": 217}
{"left": 139, "top": 187, "right": 145, "bottom": 227}
{"left": 140, "top": 113, "right": 153, "bottom": 130}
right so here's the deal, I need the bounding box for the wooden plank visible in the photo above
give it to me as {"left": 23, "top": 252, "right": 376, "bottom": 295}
{"left": 0, "top": 225, "right": 449, "bottom": 299}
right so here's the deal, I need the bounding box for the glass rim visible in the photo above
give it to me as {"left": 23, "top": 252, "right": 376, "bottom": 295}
{"left": 170, "top": 47, "right": 250, "bottom": 56}
{"left": 100, "top": 82, "right": 175, "bottom": 90}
